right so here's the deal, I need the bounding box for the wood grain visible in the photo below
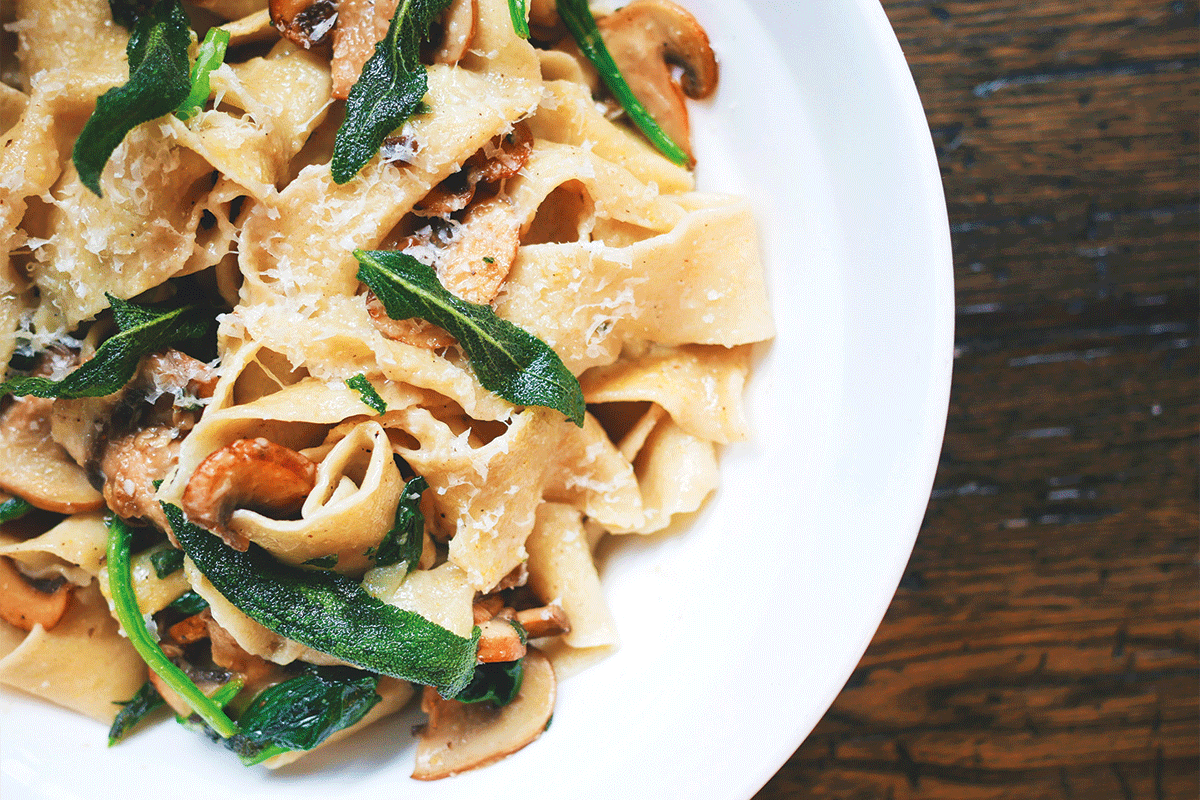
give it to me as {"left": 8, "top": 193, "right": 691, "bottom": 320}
{"left": 755, "top": 1, "right": 1198, "bottom": 797}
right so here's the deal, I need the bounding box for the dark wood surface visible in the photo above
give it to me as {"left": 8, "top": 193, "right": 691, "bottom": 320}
{"left": 756, "top": 1, "right": 1199, "bottom": 798}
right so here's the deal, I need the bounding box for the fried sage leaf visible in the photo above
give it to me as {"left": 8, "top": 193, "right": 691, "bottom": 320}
{"left": 345, "top": 373, "right": 387, "bottom": 414}
{"left": 108, "top": 680, "right": 167, "bottom": 745}
{"left": 369, "top": 476, "right": 427, "bottom": 571}
{"left": 453, "top": 657, "right": 525, "bottom": 707}
{"left": 0, "top": 295, "right": 212, "bottom": 400}
{"left": 331, "top": 0, "right": 453, "bottom": 183}
{"left": 165, "top": 504, "right": 480, "bottom": 696}
{"left": 354, "top": 249, "right": 585, "bottom": 426}
{"left": 0, "top": 497, "right": 34, "bottom": 525}
{"left": 73, "top": 0, "right": 192, "bottom": 196}
{"left": 233, "top": 666, "right": 381, "bottom": 763}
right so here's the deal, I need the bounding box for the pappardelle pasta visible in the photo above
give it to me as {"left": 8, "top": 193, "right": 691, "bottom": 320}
{"left": 0, "top": 0, "right": 772, "bottom": 777}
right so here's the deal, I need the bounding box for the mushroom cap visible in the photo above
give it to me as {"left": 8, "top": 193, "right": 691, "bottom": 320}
{"left": 597, "top": 0, "right": 719, "bottom": 162}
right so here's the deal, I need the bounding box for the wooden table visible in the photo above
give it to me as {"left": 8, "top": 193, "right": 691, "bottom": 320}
{"left": 756, "top": 1, "right": 1199, "bottom": 797}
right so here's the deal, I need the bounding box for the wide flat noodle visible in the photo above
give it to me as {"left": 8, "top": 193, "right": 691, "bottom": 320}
{"left": 0, "top": 582, "right": 146, "bottom": 722}
{"left": 230, "top": 421, "right": 404, "bottom": 573}
{"left": 525, "top": 503, "right": 617, "bottom": 649}
{"left": 0, "top": 511, "right": 108, "bottom": 585}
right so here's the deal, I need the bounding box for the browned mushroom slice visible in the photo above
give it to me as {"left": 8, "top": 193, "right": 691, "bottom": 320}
{"left": 366, "top": 291, "right": 458, "bottom": 349}
{"left": 516, "top": 604, "right": 571, "bottom": 638}
{"left": 413, "top": 648, "right": 556, "bottom": 780}
{"left": 330, "top": 0, "right": 397, "bottom": 100}
{"left": 100, "top": 426, "right": 183, "bottom": 531}
{"left": 436, "top": 198, "right": 522, "bottom": 305}
{"left": 0, "top": 397, "right": 105, "bottom": 514}
{"left": 414, "top": 123, "right": 533, "bottom": 218}
{"left": 472, "top": 595, "right": 505, "bottom": 624}
{"left": 181, "top": 438, "right": 318, "bottom": 550}
{"left": 476, "top": 617, "right": 527, "bottom": 663}
{"left": 597, "top": 0, "right": 719, "bottom": 163}
{"left": 0, "top": 555, "right": 72, "bottom": 632}
{"left": 270, "top": 0, "right": 339, "bottom": 50}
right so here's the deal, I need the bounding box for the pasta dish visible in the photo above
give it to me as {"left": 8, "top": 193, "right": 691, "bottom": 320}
{"left": 0, "top": 0, "right": 772, "bottom": 777}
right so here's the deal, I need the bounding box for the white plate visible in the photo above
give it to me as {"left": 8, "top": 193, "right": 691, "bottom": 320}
{"left": 0, "top": 2, "right": 952, "bottom": 798}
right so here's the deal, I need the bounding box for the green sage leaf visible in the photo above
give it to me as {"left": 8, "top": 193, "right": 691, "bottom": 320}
{"left": 175, "top": 27, "right": 230, "bottom": 120}
{"left": 108, "top": 681, "right": 167, "bottom": 745}
{"left": 370, "top": 476, "right": 427, "bottom": 570}
{"left": 302, "top": 554, "right": 339, "bottom": 569}
{"left": 235, "top": 666, "right": 381, "bottom": 758}
{"left": 453, "top": 656, "right": 524, "bottom": 707}
{"left": 73, "top": 0, "right": 192, "bottom": 196}
{"left": 0, "top": 295, "right": 213, "bottom": 400}
{"left": 345, "top": 373, "right": 387, "bottom": 414}
{"left": 165, "top": 590, "right": 209, "bottom": 616}
{"left": 149, "top": 546, "right": 185, "bottom": 578}
{"left": 354, "top": 249, "right": 585, "bottom": 426}
{"left": 330, "top": 0, "right": 453, "bottom": 183}
{"left": 165, "top": 503, "right": 480, "bottom": 696}
{"left": 556, "top": 0, "right": 690, "bottom": 165}
{"left": 0, "top": 497, "right": 34, "bottom": 525}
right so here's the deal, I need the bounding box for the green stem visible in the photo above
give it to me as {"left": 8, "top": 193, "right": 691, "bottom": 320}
{"left": 508, "top": 0, "right": 530, "bottom": 38}
{"left": 556, "top": 0, "right": 690, "bottom": 166}
{"left": 106, "top": 516, "right": 240, "bottom": 739}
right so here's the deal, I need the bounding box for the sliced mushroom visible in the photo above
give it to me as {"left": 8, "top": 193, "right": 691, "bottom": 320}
{"left": 0, "top": 555, "right": 72, "bottom": 631}
{"left": 99, "top": 425, "right": 183, "bottom": 531}
{"left": 476, "top": 617, "right": 527, "bottom": 663}
{"left": 596, "top": 0, "right": 718, "bottom": 164}
{"left": 270, "top": 0, "right": 339, "bottom": 50}
{"left": 330, "top": 0, "right": 393, "bottom": 99}
{"left": 472, "top": 595, "right": 505, "bottom": 624}
{"left": 181, "top": 438, "right": 318, "bottom": 550}
{"left": 414, "top": 123, "right": 533, "bottom": 218}
{"left": 204, "top": 610, "right": 283, "bottom": 692}
{"left": 0, "top": 397, "right": 105, "bottom": 514}
{"left": 413, "top": 648, "right": 556, "bottom": 780}
{"left": 366, "top": 291, "right": 457, "bottom": 349}
{"left": 516, "top": 604, "right": 571, "bottom": 639}
{"left": 435, "top": 198, "right": 522, "bottom": 304}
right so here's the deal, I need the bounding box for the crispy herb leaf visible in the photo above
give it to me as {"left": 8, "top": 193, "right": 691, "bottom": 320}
{"left": 345, "top": 373, "right": 387, "bottom": 414}
{"left": 166, "top": 590, "right": 209, "bottom": 615}
{"left": 354, "top": 249, "right": 585, "bottom": 426}
{"left": 108, "top": 681, "right": 167, "bottom": 745}
{"left": 237, "top": 666, "right": 380, "bottom": 756}
{"left": 74, "top": 0, "right": 192, "bottom": 196}
{"left": 176, "top": 27, "right": 230, "bottom": 120}
{"left": 108, "top": 0, "right": 156, "bottom": 29}
{"left": 107, "top": 517, "right": 239, "bottom": 738}
{"left": 0, "top": 497, "right": 33, "bottom": 525}
{"left": 453, "top": 657, "right": 524, "bottom": 706}
{"left": 302, "top": 554, "right": 339, "bottom": 569}
{"left": 330, "top": 0, "right": 453, "bottom": 183}
{"left": 165, "top": 504, "right": 480, "bottom": 696}
{"left": 508, "top": 0, "right": 530, "bottom": 38}
{"left": 556, "top": 0, "right": 689, "bottom": 166}
{"left": 149, "top": 546, "right": 185, "bottom": 578}
{"left": 370, "top": 476, "right": 427, "bottom": 570}
{"left": 0, "top": 295, "right": 212, "bottom": 399}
